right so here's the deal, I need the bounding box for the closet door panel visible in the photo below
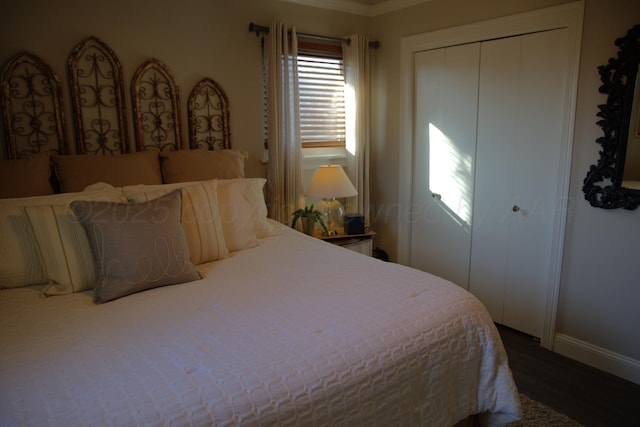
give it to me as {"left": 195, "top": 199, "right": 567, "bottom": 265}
{"left": 502, "top": 28, "right": 567, "bottom": 336}
{"left": 471, "top": 29, "right": 567, "bottom": 337}
{"left": 469, "top": 36, "right": 520, "bottom": 321}
{"left": 411, "top": 44, "right": 479, "bottom": 289}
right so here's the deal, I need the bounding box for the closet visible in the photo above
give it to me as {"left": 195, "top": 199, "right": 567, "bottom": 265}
{"left": 409, "top": 28, "right": 569, "bottom": 338}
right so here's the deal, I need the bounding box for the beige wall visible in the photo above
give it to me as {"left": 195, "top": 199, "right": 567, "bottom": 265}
{"left": 2, "top": 0, "right": 640, "bottom": 382}
{"left": 556, "top": 0, "right": 640, "bottom": 365}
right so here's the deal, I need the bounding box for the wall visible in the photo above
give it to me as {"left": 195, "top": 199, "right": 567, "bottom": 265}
{"left": 370, "top": 0, "right": 640, "bottom": 383}
{"left": 0, "top": 0, "right": 370, "bottom": 179}
{"left": 555, "top": 0, "right": 640, "bottom": 380}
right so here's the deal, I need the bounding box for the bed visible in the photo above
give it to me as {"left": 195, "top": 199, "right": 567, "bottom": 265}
{"left": 0, "top": 36, "right": 521, "bottom": 426}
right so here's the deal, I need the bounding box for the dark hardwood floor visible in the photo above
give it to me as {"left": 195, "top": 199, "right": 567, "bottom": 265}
{"left": 497, "top": 324, "right": 640, "bottom": 427}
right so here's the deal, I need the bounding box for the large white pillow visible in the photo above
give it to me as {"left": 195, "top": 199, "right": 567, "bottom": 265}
{"left": 0, "top": 188, "right": 125, "bottom": 292}
{"left": 123, "top": 180, "right": 228, "bottom": 263}
{"left": 218, "top": 178, "right": 275, "bottom": 239}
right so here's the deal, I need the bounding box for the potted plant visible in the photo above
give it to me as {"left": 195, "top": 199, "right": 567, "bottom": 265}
{"left": 291, "top": 204, "right": 329, "bottom": 236}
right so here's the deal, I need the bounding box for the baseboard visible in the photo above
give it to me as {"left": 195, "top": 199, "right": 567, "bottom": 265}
{"left": 553, "top": 333, "right": 640, "bottom": 386}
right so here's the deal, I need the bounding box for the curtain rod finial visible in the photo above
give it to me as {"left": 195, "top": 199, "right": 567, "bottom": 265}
{"left": 249, "top": 22, "right": 269, "bottom": 37}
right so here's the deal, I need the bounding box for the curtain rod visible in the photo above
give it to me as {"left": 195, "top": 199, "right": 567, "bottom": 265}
{"left": 248, "top": 22, "right": 379, "bottom": 49}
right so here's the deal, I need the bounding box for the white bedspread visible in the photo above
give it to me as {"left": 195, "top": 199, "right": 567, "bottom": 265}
{"left": 0, "top": 223, "right": 520, "bottom": 426}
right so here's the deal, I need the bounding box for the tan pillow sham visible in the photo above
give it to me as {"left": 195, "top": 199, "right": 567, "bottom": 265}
{"left": 160, "top": 149, "right": 247, "bottom": 183}
{"left": 0, "top": 151, "right": 53, "bottom": 198}
{"left": 53, "top": 151, "right": 163, "bottom": 192}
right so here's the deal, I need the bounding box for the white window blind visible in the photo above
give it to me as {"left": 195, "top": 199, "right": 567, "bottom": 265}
{"left": 298, "top": 54, "right": 346, "bottom": 147}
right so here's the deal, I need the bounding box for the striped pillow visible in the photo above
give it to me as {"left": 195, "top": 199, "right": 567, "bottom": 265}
{"left": 0, "top": 188, "right": 125, "bottom": 291}
{"left": 25, "top": 204, "right": 98, "bottom": 296}
{"left": 22, "top": 189, "right": 125, "bottom": 296}
{"left": 125, "top": 180, "right": 228, "bottom": 264}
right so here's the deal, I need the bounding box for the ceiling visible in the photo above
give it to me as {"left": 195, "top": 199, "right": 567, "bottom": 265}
{"left": 282, "top": 0, "right": 433, "bottom": 16}
{"left": 343, "top": 0, "right": 389, "bottom": 4}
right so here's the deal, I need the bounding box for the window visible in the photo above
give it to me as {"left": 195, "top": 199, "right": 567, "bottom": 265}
{"left": 298, "top": 42, "right": 346, "bottom": 148}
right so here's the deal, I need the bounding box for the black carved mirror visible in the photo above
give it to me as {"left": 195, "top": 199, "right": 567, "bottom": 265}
{"left": 583, "top": 24, "right": 640, "bottom": 209}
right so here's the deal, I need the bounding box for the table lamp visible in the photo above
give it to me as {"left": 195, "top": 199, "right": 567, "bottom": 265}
{"left": 305, "top": 165, "right": 357, "bottom": 235}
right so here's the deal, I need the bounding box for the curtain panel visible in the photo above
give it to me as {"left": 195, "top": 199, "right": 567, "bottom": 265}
{"left": 264, "top": 22, "right": 303, "bottom": 224}
{"left": 342, "top": 35, "right": 371, "bottom": 224}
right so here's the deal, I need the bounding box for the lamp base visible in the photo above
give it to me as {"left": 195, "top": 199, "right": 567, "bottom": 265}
{"left": 316, "top": 198, "right": 344, "bottom": 236}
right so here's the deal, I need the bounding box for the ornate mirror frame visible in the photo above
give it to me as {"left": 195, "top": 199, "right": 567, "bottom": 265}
{"left": 583, "top": 24, "right": 640, "bottom": 209}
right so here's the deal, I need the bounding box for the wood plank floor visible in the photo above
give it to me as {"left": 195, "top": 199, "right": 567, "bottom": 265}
{"left": 497, "top": 324, "right": 640, "bottom": 427}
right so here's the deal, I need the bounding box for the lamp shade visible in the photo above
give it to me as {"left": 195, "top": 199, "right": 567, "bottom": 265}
{"left": 306, "top": 165, "right": 357, "bottom": 199}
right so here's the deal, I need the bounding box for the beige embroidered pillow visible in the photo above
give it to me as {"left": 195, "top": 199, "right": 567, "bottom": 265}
{"left": 71, "top": 191, "right": 201, "bottom": 303}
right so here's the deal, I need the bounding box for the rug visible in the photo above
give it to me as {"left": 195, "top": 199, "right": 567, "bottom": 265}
{"left": 508, "top": 393, "right": 584, "bottom": 427}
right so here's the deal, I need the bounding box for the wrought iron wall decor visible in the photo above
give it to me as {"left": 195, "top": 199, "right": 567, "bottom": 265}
{"left": 131, "top": 59, "right": 182, "bottom": 151}
{"left": 583, "top": 24, "right": 640, "bottom": 210}
{"left": 68, "top": 36, "right": 129, "bottom": 155}
{"left": 188, "top": 77, "right": 230, "bottom": 150}
{"left": 1, "top": 36, "right": 232, "bottom": 158}
{"left": 0, "top": 52, "right": 67, "bottom": 159}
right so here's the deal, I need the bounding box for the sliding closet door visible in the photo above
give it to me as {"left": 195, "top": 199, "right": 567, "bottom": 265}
{"left": 410, "top": 44, "right": 479, "bottom": 289}
{"left": 469, "top": 29, "right": 568, "bottom": 337}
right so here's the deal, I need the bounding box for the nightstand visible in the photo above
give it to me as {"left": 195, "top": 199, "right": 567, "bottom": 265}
{"left": 313, "top": 229, "right": 376, "bottom": 256}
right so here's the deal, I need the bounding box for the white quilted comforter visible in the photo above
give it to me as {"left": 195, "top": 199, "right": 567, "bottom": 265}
{"left": 0, "top": 223, "right": 520, "bottom": 426}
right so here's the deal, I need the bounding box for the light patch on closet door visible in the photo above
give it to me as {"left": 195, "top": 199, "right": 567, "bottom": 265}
{"left": 428, "top": 122, "right": 473, "bottom": 225}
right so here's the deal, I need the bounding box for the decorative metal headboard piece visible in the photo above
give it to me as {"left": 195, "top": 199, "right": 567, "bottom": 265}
{"left": 0, "top": 52, "right": 67, "bottom": 159}
{"left": 1, "top": 36, "right": 232, "bottom": 158}
{"left": 132, "top": 58, "right": 183, "bottom": 152}
{"left": 188, "top": 77, "right": 231, "bottom": 150}
{"left": 68, "top": 36, "right": 129, "bottom": 155}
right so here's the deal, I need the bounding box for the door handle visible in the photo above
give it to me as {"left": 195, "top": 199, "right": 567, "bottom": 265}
{"left": 512, "top": 205, "right": 520, "bottom": 212}
{"left": 432, "top": 192, "right": 442, "bottom": 200}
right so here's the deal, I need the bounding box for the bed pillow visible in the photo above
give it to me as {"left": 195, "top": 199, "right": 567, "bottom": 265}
{"left": 0, "top": 151, "right": 53, "bottom": 198}
{"left": 123, "top": 178, "right": 274, "bottom": 252}
{"left": 219, "top": 178, "right": 275, "bottom": 238}
{"left": 177, "top": 178, "right": 274, "bottom": 250}
{"left": 2, "top": 188, "right": 126, "bottom": 293}
{"left": 0, "top": 204, "right": 48, "bottom": 289}
{"left": 71, "top": 190, "right": 201, "bottom": 303}
{"left": 53, "top": 151, "right": 163, "bottom": 192}
{"left": 160, "top": 149, "right": 247, "bottom": 183}
{"left": 126, "top": 179, "right": 270, "bottom": 252}
{"left": 124, "top": 181, "right": 228, "bottom": 264}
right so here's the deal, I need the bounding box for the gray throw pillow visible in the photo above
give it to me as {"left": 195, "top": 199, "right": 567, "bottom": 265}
{"left": 71, "top": 190, "right": 201, "bottom": 303}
